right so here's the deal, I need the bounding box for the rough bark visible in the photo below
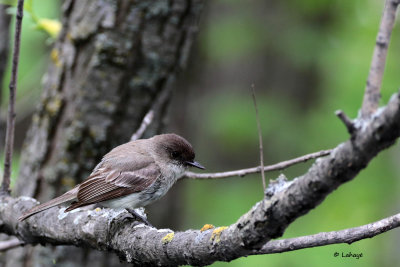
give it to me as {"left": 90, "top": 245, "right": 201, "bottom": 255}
{"left": 7, "top": 0, "right": 203, "bottom": 266}
{"left": 1, "top": 90, "right": 400, "bottom": 265}
{"left": 0, "top": 4, "right": 11, "bottom": 151}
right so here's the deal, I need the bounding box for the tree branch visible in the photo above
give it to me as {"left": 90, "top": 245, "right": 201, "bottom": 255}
{"left": 130, "top": 110, "right": 154, "bottom": 141}
{"left": 255, "top": 213, "right": 400, "bottom": 254}
{"left": 335, "top": 110, "right": 356, "bottom": 135}
{"left": 184, "top": 149, "right": 331, "bottom": 179}
{"left": 0, "top": 237, "right": 24, "bottom": 252}
{"left": 361, "top": 0, "right": 399, "bottom": 118}
{"left": 1, "top": 90, "right": 399, "bottom": 265}
{"left": 0, "top": 4, "right": 12, "bottom": 152}
{"left": 130, "top": 82, "right": 173, "bottom": 142}
{"left": 1, "top": 0, "right": 24, "bottom": 194}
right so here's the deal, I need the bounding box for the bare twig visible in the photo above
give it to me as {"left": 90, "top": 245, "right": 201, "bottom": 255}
{"left": 130, "top": 85, "right": 171, "bottom": 141}
{"left": 251, "top": 84, "right": 266, "bottom": 190}
{"left": 335, "top": 110, "right": 356, "bottom": 135}
{"left": 1, "top": 0, "right": 24, "bottom": 194}
{"left": 361, "top": 0, "right": 399, "bottom": 118}
{"left": 0, "top": 5, "right": 12, "bottom": 152}
{"left": 131, "top": 110, "right": 154, "bottom": 141}
{"left": 255, "top": 212, "right": 400, "bottom": 254}
{"left": 0, "top": 4, "right": 11, "bottom": 112}
{"left": 184, "top": 149, "right": 331, "bottom": 179}
{"left": 0, "top": 238, "right": 24, "bottom": 252}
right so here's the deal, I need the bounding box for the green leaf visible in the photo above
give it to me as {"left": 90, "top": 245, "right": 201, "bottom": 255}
{"left": 24, "top": 0, "right": 33, "bottom": 13}
{"left": 0, "top": 0, "right": 17, "bottom": 6}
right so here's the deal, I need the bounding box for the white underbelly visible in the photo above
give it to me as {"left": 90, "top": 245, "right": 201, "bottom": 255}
{"left": 102, "top": 193, "right": 144, "bottom": 209}
{"left": 101, "top": 184, "right": 172, "bottom": 209}
{"left": 101, "top": 164, "right": 185, "bottom": 209}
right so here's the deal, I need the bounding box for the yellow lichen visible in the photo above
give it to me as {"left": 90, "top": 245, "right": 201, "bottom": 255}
{"left": 200, "top": 224, "right": 215, "bottom": 232}
{"left": 46, "top": 97, "right": 62, "bottom": 116}
{"left": 210, "top": 226, "right": 228, "bottom": 243}
{"left": 95, "top": 208, "right": 101, "bottom": 212}
{"left": 161, "top": 232, "right": 175, "bottom": 244}
{"left": 50, "top": 49, "right": 62, "bottom": 67}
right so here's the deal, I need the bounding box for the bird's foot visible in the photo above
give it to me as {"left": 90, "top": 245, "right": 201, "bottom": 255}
{"left": 126, "top": 208, "right": 153, "bottom": 227}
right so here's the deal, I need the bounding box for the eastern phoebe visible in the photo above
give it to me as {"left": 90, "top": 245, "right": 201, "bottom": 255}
{"left": 19, "top": 134, "right": 204, "bottom": 222}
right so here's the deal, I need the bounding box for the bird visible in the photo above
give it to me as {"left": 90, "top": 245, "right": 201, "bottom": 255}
{"left": 19, "top": 133, "right": 204, "bottom": 223}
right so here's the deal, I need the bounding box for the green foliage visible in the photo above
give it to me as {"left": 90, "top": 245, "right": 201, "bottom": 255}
{"left": 202, "top": 17, "right": 267, "bottom": 63}
{"left": 0, "top": 0, "right": 16, "bottom": 6}
{"left": 1, "top": 0, "right": 60, "bottom": 109}
{"left": 1, "top": 0, "right": 61, "bottom": 38}
{"left": 183, "top": 0, "right": 400, "bottom": 266}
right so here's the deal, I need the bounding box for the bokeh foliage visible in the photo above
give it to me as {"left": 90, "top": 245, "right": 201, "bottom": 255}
{"left": 0, "top": 0, "right": 60, "bottom": 119}
{"left": 180, "top": 0, "right": 400, "bottom": 266}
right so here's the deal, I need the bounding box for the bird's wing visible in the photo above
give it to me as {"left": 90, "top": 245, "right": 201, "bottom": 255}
{"left": 66, "top": 150, "right": 161, "bottom": 211}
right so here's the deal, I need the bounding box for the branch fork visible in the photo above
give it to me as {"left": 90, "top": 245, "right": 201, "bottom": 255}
{"left": 335, "top": 110, "right": 357, "bottom": 135}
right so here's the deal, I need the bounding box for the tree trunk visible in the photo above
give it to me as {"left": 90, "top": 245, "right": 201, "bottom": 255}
{"left": 6, "top": 0, "right": 203, "bottom": 266}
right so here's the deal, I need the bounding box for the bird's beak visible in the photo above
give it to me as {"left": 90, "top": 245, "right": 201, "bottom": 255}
{"left": 186, "top": 161, "right": 205, "bottom": 170}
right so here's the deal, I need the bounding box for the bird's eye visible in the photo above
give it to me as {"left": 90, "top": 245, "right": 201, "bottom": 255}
{"left": 171, "top": 151, "right": 180, "bottom": 158}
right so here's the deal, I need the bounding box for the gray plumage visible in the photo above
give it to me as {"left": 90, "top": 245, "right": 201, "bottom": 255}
{"left": 19, "top": 134, "right": 204, "bottom": 221}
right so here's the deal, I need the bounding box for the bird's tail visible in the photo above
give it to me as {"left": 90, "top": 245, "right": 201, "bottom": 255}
{"left": 18, "top": 188, "right": 78, "bottom": 221}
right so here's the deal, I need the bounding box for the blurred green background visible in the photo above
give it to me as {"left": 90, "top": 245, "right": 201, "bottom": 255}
{"left": 1, "top": 0, "right": 400, "bottom": 266}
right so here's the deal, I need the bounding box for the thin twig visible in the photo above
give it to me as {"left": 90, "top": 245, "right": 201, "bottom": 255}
{"left": 0, "top": 5, "right": 12, "bottom": 153}
{"left": 131, "top": 110, "right": 154, "bottom": 141}
{"left": 361, "top": 0, "right": 399, "bottom": 118}
{"left": 184, "top": 149, "right": 331, "bottom": 179}
{"left": 0, "top": 4, "right": 12, "bottom": 118}
{"left": 130, "top": 85, "right": 172, "bottom": 141}
{"left": 335, "top": 110, "right": 356, "bottom": 135}
{"left": 255, "top": 212, "right": 400, "bottom": 254}
{"left": 251, "top": 84, "right": 266, "bottom": 190}
{"left": 1, "top": 0, "right": 24, "bottom": 194}
{"left": 0, "top": 238, "right": 24, "bottom": 252}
